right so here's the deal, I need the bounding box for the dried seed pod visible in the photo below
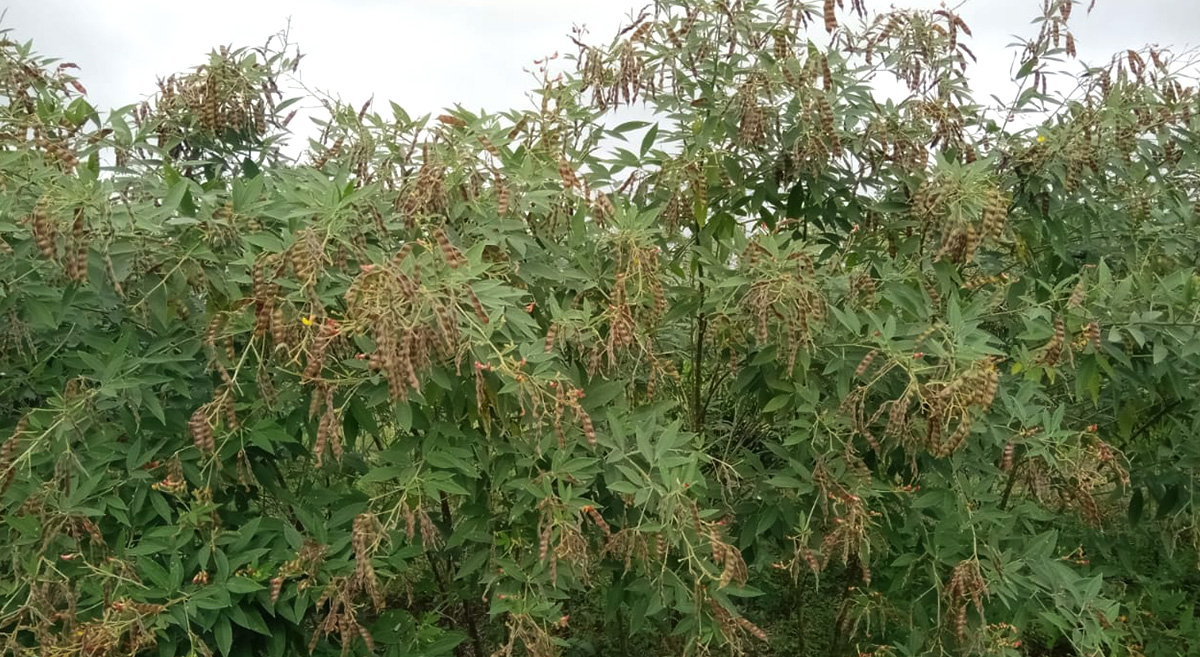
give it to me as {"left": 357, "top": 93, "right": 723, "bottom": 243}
{"left": 465, "top": 286, "right": 489, "bottom": 323}
{"left": 575, "top": 405, "right": 597, "bottom": 446}
{"left": 981, "top": 187, "right": 1008, "bottom": 243}
{"left": 855, "top": 349, "right": 878, "bottom": 377}
{"left": 269, "top": 576, "right": 284, "bottom": 603}
{"left": 1084, "top": 321, "right": 1102, "bottom": 350}
{"left": 1067, "top": 277, "right": 1087, "bottom": 308}
{"left": 538, "top": 524, "right": 553, "bottom": 562}
{"left": 1000, "top": 441, "right": 1015, "bottom": 471}
{"left": 403, "top": 503, "right": 416, "bottom": 542}
{"left": 477, "top": 134, "right": 501, "bottom": 158}
{"left": 1037, "top": 317, "right": 1065, "bottom": 366}
{"left": 418, "top": 509, "right": 441, "bottom": 549}
{"left": 558, "top": 157, "right": 579, "bottom": 190}
{"left": 583, "top": 505, "right": 611, "bottom": 535}
{"left": 0, "top": 419, "right": 23, "bottom": 494}
{"left": 823, "top": 0, "right": 837, "bottom": 32}
{"left": 434, "top": 227, "right": 465, "bottom": 268}
{"left": 270, "top": 305, "right": 288, "bottom": 349}
{"left": 544, "top": 324, "right": 558, "bottom": 353}
{"left": 222, "top": 388, "right": 238, "bottom": 431}
{"left": 358, "top": 625, "right": 376, "bottom": 653}
{"left": 189, "top": 407, "right": 215, "bottom": 455}
{"left": 496, "top": 179, "right": 511, "bottom": 216}
{"left": 31, "top": 200, "right": 57, "bottom": 260}
{"left": 974, "top": 364, "right": 999, "bottom": 410}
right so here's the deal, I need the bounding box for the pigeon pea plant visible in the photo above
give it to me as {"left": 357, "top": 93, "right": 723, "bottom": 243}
{"left": 2, "top": 1, "right": 1200, "bottom": 656}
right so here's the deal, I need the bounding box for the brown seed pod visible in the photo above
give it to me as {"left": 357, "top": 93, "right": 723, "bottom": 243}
{"left": 0, "top": 419, "right": 24, "bottom": 494}
{"left": 269, "top": 576, "right": 284, "bottom": 603}
{"left": 222, "top": 388, "right": 238, "bottom": 431}
{"left": 496, "top": 180, "right": 511, "bottom": 216}
{"left": 464, "top": 286, "right": 489, "bottom": 324}
{"left": 270, "top": 305, "right": 288, "bottom": 350}
{"left": 402, "top": 503, "right": 416, "bottom": 542}
{"left": 358, "top": 625, "right": 376, "bottom": 653}
{"left": 558, "top": 157, "right": 579, "bottom": 190}
{"left": 855, "top": 349, "right": 878, "bottom": 377}
{"left": 434, "top": 227, "right": 465, "bottom": 268}
{"left": 575, "top": 405, "right": 597, "bottom": 446}
{"left": 823, "top": 0, "right": 837, "bottom": 32}
{"left": 1000, "top": 441, "right": 1015, "bottom": 471}
{"left": 1067, "top": 277, "right": 1087, "bottom": 308}
{"left": 477, "top": 134, "right": 501, "bottom": 158}
{"left": 584, "top": 505, "right": 611, "bottom": 536}
{"left": 538, "top": 524, "right": 553, "bottom": 562}
{"left": 1084, "top": 321, "right": 1102, "bottom": 351}
{"left": 31, "top": 200, "right": 57, "bottom": 261}
{"left": 189, "top": 407, "right": 215, "bottom": 455}
{"left": 1037, "top": 317, "right": 1066, "bottom": 366}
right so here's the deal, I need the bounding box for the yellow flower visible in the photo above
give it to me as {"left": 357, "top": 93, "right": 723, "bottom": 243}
{"left": 1037, "top": 135, "right": 1046, "bottom": 143}
{"left": 301, "top": 316, "right": 314, "bottom": 326}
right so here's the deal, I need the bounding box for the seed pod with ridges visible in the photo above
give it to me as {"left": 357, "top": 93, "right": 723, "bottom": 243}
{"left": 584, "top": 506, "right": 610, "bottom": 535}
{"left": 190, "top": 407, "right": 215, "bottom": 455}
{"left": 1037, "top": 316, "right": 1065, "bottom": 366}
{"left": 271, "top": 305, "right": 288, "bottom": 349}
{"left": 0, "top": 423, "right": 22, "bottom": 494}
{"left": 418, "top": 509, "right": 441, "bottom": 549}
{"left": 474, "top": 365, "right": 489, "bottom": 417}
{"left": 1067, "top": 277, "right": 1087, "bottom": 308}
{"left": 222, "top": 389, "right": 238, "bottom": 431}
{"left": 944, "top": 414, "right": 973, "bottom": 455}
{"left": 651, "top": 279, "right": 666, "bottom": 318}
{"left": 593, "top": 191, "right": 615, "bottom": 224}
{"left": 31, "top": 201, "right": 57, "bottom": 260}
{"left": 434, "top": 227, "right": 464, "bottom": 268}
{"left": 477, "top": 134, "right": 501, "bottom": 158}
{"left": 313, "top": 414, "right": 329, "bottom": 466}
{"left": 538, "top": 524, "right": 553, "bottom": 562}
{"left": 975, "top": 365, "right": 999, "bottom": 409}
{"left": 823, "top": 0, "right": 837, "bottom": 32}
{"left": 269, "top": 576, "right": 284, "bottom": 603}
{"left": 926, "top": 411, "right": 944, "bottom": 454}
{"left": 1085, "top": 321, "right": 1101, "bottom": 350}
{"left": 558, "top": 157, "right": 579, "bottom": 190}
{"left": 465, "top": 286, "right": 488, "bottom": 324}
{"left": 576, "top": 405, "right": 596, "bottom": 446}
{"left": 67, "top": 208, "right": 88, "bottom": 282}
{"left": 330, "top": 424, "right": 344, "bottom": 462}
{"left": 496, "top": 180, "right": 511, "bottom": 216}
{"left": 718, "top": 548, "right": 735, "bottom": 588}
{"left": 963, "top": 222, "right": 979, "bottom": 262}
{"left": 855, "top": 349, "right": 878, "bottom": 377}
{"left": 553, "top": 397, "right": 567, "bottom": 448}
{"left": 358, "top": 625, "right": 376, "bottom": 653}
{"left": 403, "top": 504, "right": 416, "bottom": 542}
{"left": 544, "top": 324, "right": 558, "bottom": 353}
{"left": 1000, "top": 441, "right": 1015, "bottom": 471}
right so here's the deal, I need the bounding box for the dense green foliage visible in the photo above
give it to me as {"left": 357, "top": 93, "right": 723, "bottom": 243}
{"left": 3, "top": 1, "right": 1200, "bottom": 655}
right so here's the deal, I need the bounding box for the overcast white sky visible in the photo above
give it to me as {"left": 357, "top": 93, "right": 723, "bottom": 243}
{"left": 5, "top": 0, "right": 1200, "bottom": 132}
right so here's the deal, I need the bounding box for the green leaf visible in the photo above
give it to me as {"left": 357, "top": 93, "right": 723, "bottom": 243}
{"left": 214, "top": 615, "right": 232, "bottom": 657}
{"left": 226, "top": 576, "right": 265, "bottom": 594}
{"left": 1016, "top": 57, "right": 1038, "bottom": 78}
{"left": 762, "top": 394, "right": 792, "bottom": 414}
{"left": 640, "top": 123, "right": 659, "bottom": 156}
